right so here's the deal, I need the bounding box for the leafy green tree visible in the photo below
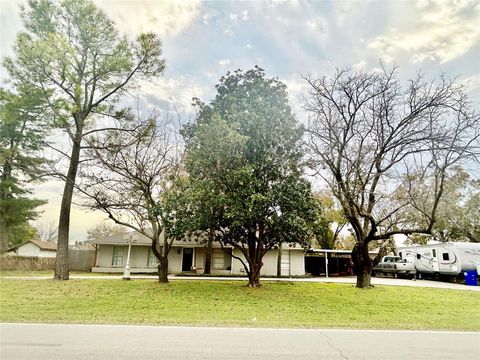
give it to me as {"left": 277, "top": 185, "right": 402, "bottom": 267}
{"left": 7, "top": 223, "right": 39, "bottom": 247}
{"left": 0, "top": 87, "right": 48, "bottom": 252}
{"left": 184, "top": 68, "right": 317, "bottom": 287}
{"left": 3, "top": 0, "right": 165, "bottom": 278}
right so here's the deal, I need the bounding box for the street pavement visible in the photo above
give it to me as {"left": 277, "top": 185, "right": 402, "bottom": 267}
{"left": 1, "top": 323, "right": 479, "bottom": 360}
{"left": 2, "top": 274, "right": 479, "bottom": 291}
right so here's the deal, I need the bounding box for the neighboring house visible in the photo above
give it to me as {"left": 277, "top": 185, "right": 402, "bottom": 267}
{"left": 88, "top": 231, "right": 305, "bottom": 276}
{"left": 7, "top": 239, "right": 57, "bottom": 258}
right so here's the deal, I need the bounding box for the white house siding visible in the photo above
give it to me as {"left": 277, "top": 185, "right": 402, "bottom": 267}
{"left": 16, "top": 242, "right": 40, "bottom": 257}
{"left": 230, "top": 248, "right": 305, "bottom": 276}
{"left": 195, "top": 247, "right": 205, "bottom": 270}
{"left": 168, "top": 247, "right": 183, "bottom": 273}
{"left": 130, "top": 246, "right": 149, "bottom": 268}
{"left": 38, "top": 249, "right": 57, "bottom": 258}
{"left": 260, "top": 251, "right": 279, "bottom": 275}
{"left": 12, "top": 243, "right": 56, "bottom": 258}
{"left": 92, "top": 244, "right": 305, "bottom": 276}
{"left": 95, "top": 245, "right": 116, "bottom": 268}
{"left": 289, "top": 250, "right": 305, "bottom": 276}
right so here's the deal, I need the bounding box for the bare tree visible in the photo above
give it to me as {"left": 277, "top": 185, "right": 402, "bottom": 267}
{"left": 86, "top": 221, "right": 127, "bottom": 242}
{"left": 35, "top": 222, "right": 58, "bottom": 242}
{"left": 78, "top": 113, "right": 183, "bottom": 283}
{"left": 304, "top": 66, "right": 480, "bottom": 288}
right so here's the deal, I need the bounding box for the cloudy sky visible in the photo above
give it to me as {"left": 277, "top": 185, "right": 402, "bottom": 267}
{"left": 1, "top": 0, "right": 479, "bottom": 241}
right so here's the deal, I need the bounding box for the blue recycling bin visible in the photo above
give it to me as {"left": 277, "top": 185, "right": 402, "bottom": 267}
{"left": 464, "top": 271, "right": 478, "bottom": 286}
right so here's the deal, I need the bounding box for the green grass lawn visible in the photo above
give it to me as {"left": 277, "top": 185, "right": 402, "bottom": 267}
{"left": 1, "top": 278, "right": 479, "bottom": 330}
{"left": 0, "top": 270, "right": 115, "bottom": 277}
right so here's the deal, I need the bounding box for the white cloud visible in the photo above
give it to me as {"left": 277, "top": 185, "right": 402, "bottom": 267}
{"left": 283, "top": 76, "right": 308, "bottom": 116}
{"left": 268, "top": 0, "right": 299, "bottom": 8}
{"left": 368, "top": 0, "right": 480, "bottom": 64}
{"left": 95, "top": 0, "right": 201, "bottom": 38}
{"left": 218, "top": 59, "right": 231, "bottom": 66}
{"left": 462, "top": 75, "right": 480, "bottom": 93}
{"left": 229, "top": 10, "right": 249, "bottom": 23}
{"left": 335, "top": 3, "right": 352, "bottom": 26}
{"left": 305, "top": 18, "right": 327, "bottom": 38}
{"left": 224, "top": 25, "right": 234, "bottom": 36}
{"left": 140, "top": 77, "right": 207, "bottom": 110}
{"left": 0, "top": 0, "right": 23, "bottom": 61}
{"left": 352, "top": 60, "right": 367, "bottom": 70}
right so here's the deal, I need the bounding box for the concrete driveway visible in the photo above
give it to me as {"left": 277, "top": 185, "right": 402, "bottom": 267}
{"left": 1, "top": 323, "right": 479, "bottom": 360}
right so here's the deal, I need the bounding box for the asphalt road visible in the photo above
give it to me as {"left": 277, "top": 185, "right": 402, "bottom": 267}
{"left": 1, "top": 323, "right": 479, "bottom": 360}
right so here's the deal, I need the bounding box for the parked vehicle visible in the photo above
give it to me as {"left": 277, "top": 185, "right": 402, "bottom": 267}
{"left": 397, "top": 242, "right": 480, "bottom": 280}
{"left": 372, "top": 256, "right": 416, "bottom": 278}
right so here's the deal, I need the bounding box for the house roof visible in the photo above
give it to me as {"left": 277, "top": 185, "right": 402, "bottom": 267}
{"left": 306, "top": 248, "right": 379, "bottom": 254}
{"left": 8, "top": 239, "right": 57, "bottom": 252}
{"left": 30, "top": 239, "right": 57, "bottom": 251}
{"left": 87, "top": 230, "right": 305, "bottom": 250}
{"left": 87, "top": 232, "right": 152, "bottom": 245}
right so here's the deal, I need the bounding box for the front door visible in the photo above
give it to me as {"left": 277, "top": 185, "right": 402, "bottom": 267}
{"left": 182, "top": 248, "right": 193, "bottom": 271}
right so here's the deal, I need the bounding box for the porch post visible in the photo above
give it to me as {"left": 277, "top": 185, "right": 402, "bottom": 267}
{"left": 325, "top": 250, "right": 328, "bottom": 278}
{"left": 193, "top": 247, "right": 196, "bottom": 272}
{"left": 123, "top": 234, "right": 133, "bottom": 280}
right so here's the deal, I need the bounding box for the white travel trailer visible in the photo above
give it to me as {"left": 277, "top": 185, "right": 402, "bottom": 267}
{"left": 397, "top": 242, "right": 480, "bottom": 279}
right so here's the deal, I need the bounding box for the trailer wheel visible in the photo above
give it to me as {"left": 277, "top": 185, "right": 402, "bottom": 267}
{"left": 416, "top": 272, "right": 422, "bottom": 280}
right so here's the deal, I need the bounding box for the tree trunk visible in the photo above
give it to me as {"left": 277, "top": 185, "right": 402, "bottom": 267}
{"left": 158, "top": 260, "right": 169, "bottom": 283}
{"left": 0, "top": 221, "right": 8, "bottom": 255}
{"left": 0, "top": 160, "right": 12, "bottom": 254}
{"left": 247, "top": 261, "right": 263, "bottom": 287}
{"left": 276, "top": 243, "right": 282, "bottom": 277}
{"left": 351, "top": 242, "right": 373, "bottom": 288}
{"left": 356, "top": 267, "right": 372, "bottom": 288}
{"left": 204, "top": 228, "right": 214, "bottom": 274}
{"left": 54, "top": 137, "right": 82, "bottom": 280}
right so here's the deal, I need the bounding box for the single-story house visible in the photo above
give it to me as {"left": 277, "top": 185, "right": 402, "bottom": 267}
{"left": 88, "top": 231, "right": 305, "bottom": 276}
{"left": 7, "top": 239, "right": 57, "bottom": 258}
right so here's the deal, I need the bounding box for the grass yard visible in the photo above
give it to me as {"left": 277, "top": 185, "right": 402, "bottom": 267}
{"left": 1, "top": 278, "right": 479, "bottom": 331}
{"left": 0, "top": 271, "right": 100, "bottom": 277}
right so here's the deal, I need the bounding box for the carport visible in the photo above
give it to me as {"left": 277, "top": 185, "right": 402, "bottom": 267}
{"left": 305, "top": 249, "right": 380, "bottom": 277}
{"left": 305, "top": 249, "right": 354, "bottom": 277}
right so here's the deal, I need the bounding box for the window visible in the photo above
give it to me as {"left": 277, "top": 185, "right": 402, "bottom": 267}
{"left": 416, "top": 253, "right": 421, "bottom": 260}
{"left": 213, "top": 249, "right": 225, "bottom": 270}
{"left": 432, "top": 249, "right": 436, "bottom": 258}
{"left": 442, "top": 253, "right": 450, "bottom": 261}
{"left": 147, "top": 248, "right": 159, "bottom": 267}
{"left": 112, "top": 246, "right": 124, "bottom": 266}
